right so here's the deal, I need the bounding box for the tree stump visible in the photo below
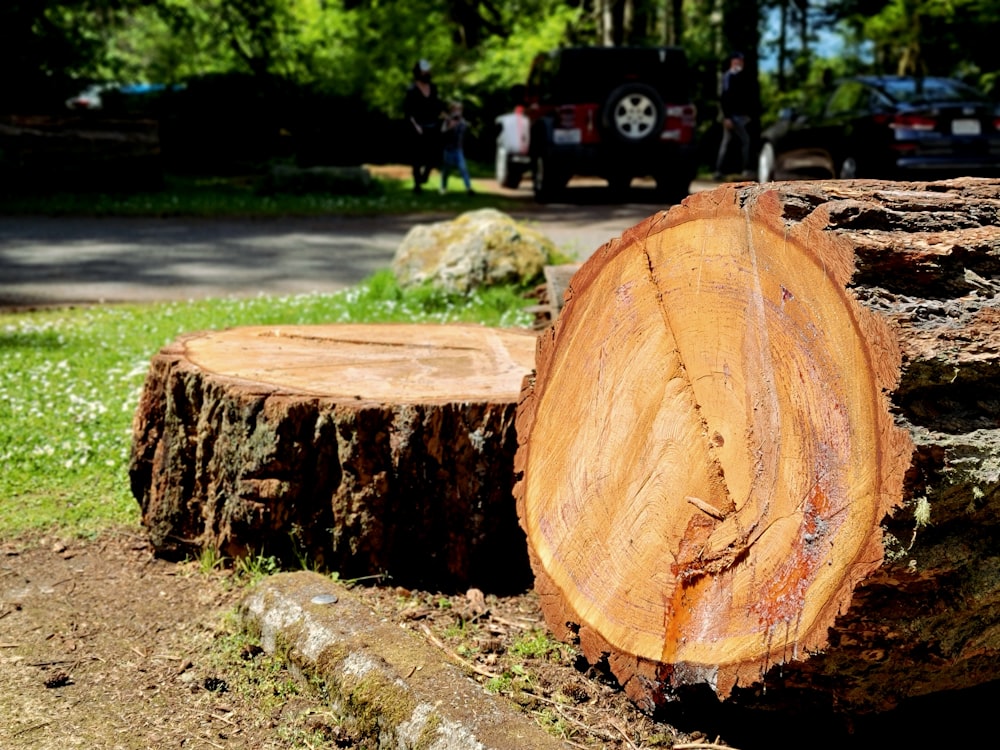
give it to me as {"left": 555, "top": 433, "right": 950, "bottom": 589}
{"left": 514, "top": 178, "right": 1000, "bottom": 714}
{"left": 129, "top": 323, "right": 537, "bottom": 591}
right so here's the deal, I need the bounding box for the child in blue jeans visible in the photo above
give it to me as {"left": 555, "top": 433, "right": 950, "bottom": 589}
{"left": 440, "top": 101, "right": 474, "bottom": 195}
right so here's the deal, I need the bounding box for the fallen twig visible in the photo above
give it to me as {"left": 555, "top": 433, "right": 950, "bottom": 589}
{"left": 608, "top": 717, "right": 640, "bottom": 750}
{"left": 205, "top": 710, "right": 237, "bottom": 726}
{"left": 490, "top": 613, "right": 536, "bottom": 630}
{"left": 515, "top": 693, "right": 620, "bottom": 744}
{"left": 675, "top": 743, "right": 738, "bottom": 750}
{"left": 12, "top": 721, "right": 52, "bottom": 738}
{"left": 417, "top": 623, "right": 500, "bottom": 679}
{"left": 553, "top": 704, "right": 618, "bottom": 744}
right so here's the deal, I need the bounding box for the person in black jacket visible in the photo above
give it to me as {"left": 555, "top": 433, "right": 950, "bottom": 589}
{"left": 403, "top": 60, "right": 446, "bottom": 193}
{"left": 713, "top": 51, "right": 754, "bottom": 180}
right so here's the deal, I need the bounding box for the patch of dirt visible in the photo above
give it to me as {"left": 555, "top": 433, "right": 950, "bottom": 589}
{"left": 0, "top": 527, "right": 306, "bottom": 749}
{"left": 0, "top": 526, "right": 730, "bottom": 750}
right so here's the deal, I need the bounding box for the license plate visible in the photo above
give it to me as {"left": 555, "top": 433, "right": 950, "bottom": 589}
{"left": 952, "top": 119, "right": 981, "bottom": 135}
{"left": 552, "top": 128, "right": 582, "bottom": 145}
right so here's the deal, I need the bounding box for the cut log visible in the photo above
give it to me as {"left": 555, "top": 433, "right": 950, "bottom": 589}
{"left": 129, "top": 323, "right": 537, "bottom": 591}
{"left": 513, "top": 178, "right": 1000, "bottom": 714}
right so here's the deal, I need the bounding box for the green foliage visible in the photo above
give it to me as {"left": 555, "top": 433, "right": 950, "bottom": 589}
{"left": 197, "top": 546, "right": 229, "bottom": 574}
{"left": 510, "top": 629, "right": 569, "bottom": 660}
{"left": 234, "top": 553, "right": 282, "bottom": 584}
{"left": 459, "top": 3, "right": 585, "bottom": 102}
{"left": 837, "top": 0, "right": 1000, "bottom": 89}
{"left": 210, "top": 618, "right": 302, "bottom": 704}
{"left": 0, "top": 274, "right": 533, "bottom": 540}
{"left": 758, "top": 55, "right": 854, "bottom": 129}
{"left": 485, "top": 673, "right": 514, "bottom": 693}
{"left": 0, "top": 1, "right": 146, "bottom": 107}
{"left": 9, "top": 0, "right": 1000, "bottom": 138}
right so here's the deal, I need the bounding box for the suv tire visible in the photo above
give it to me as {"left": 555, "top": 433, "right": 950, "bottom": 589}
{"left": 603, "top": 83, "right": 665, "bottom": 143}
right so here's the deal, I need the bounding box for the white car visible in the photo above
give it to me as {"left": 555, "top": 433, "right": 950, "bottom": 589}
{"left": 65, "top": 84, "right": 109, "bottom": 110}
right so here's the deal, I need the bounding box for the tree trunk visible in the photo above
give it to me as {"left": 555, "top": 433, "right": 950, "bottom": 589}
{"left": 130, "top": 323, "right": 537, "bottom": 591}
{"left": 514, "top": 178, "right": 1000, "bottom": 714}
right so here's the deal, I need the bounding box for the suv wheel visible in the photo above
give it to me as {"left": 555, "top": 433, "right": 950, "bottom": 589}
{"left": 603, "top": 83, "right": 665, "bottom": 143}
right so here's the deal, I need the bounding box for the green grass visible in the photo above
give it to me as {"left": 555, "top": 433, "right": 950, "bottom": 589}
{"left": 0, "top": 170, "right": 527, "bottom": 218}
{"left": 510, "top": 629, "right": 569, "bottom": 660}
{"left": 0, "top": 270, "right": 535, "bottom": 539}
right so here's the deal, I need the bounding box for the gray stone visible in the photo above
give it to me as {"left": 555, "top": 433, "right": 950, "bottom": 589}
{"left": 241, "top": 571, "right": 567, "bottom": 750}
{"left": 391, "top": 209, "right": 554, "bottom": 294}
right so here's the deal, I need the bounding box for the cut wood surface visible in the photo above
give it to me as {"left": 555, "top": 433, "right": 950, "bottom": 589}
{"left": 513, "top": 178, "right": 1000, "bottom": 714}
{"left": 130, "top": 323, "right": 537, "bottom": 590}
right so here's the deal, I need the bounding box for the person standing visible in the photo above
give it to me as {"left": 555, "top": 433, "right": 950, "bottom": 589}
{"left": 403, "top": 59, "right": 446, "bottom": 194}
{"left": 713, "top": 51, "right": 754, "bottom": 180}
{"left": 439, "top": 100, "right": 474, "bottom": 195}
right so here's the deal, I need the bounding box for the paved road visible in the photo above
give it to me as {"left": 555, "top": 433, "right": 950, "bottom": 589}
{"left": 0, "top": 184, "right": 710, "bottom": 308}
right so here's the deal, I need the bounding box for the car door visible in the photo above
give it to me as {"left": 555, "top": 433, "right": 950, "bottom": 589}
{"left": 823, "top": 81, "right": 897, "bottom": 177}
{"left": 766, "top": 81, "right": 866, "bottom": 179}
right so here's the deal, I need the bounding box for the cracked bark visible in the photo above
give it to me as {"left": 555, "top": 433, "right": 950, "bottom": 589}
{"left": 513, "top": 178, "right": 1000, "bottom": 714}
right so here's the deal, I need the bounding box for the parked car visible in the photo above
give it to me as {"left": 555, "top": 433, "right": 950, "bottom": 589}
{"left": 65, "top": 83, "right": 110, "bottom": 110}
{"left": 758, "top": 75, "right": 1000, "bottom": 182}
{"left": 495, "top": 46, "right": 698, "bottom": 201}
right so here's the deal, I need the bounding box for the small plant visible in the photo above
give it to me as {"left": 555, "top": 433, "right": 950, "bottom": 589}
{"left": 197, "top": 546, "right": 228, "bottom": 574}
{"left": 205, "top": 613, "right": 358, "bottom": 747}
{"left": 511, "top": 630, "right": 568, "bottom": 660}
{"left": 485, "top": 673, "right": 513, "bottom": 693}
{"left": 233, "top": 553, "right": 281, "bottom": 585}
{"left": 533, "top": 707, "right": 574, "bottom": 740}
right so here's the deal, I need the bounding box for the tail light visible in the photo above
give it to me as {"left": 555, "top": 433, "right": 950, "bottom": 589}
{"left": 662, "top": 104, "right": 697, "bottom": 143}
{"left": 890, "top": 114, "right": 937, "bottom": 131}
{"left": 666, "top": 104, "right": 697, "bottom": 127}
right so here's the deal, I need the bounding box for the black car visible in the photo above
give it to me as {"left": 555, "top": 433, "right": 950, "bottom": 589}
{"left": 758, "top": 76, "right": 1000, "bottom": 182}
{"left": 495, "top": 46, "right": 698, "bottom": 201}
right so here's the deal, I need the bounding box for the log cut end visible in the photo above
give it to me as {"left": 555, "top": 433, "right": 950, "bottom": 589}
{"left": 515, "top": 181, "right": 920, "bottom": 708}
{"left": 179, "top": 323, "right": 535, "bottom": 403}
{"left": 130, "top": 323, "right": 538, "bottom": 590}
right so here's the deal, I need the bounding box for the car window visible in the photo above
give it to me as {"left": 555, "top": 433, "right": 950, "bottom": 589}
{"left": 526, "top": 53, "right": 556, "bottom": 103}
{"left": 880, "top": 77, "right": 987, "bottom": 104}
{"left": 868, "top": 89, "right": 893, "bottom": 112}
{"left": 824, "top": 82, "right": 868, "bottom": 118}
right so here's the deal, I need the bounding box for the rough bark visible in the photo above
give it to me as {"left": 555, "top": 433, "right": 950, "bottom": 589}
{"left": 513, "top": 178, "right": 1000, "bottom": 714}
{"left": 130, "top": 323, "right": 537, "bottom": 591}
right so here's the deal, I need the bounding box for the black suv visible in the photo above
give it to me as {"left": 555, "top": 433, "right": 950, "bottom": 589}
{"left": 495, "top": 46, "right": 698, "bottom": 201}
